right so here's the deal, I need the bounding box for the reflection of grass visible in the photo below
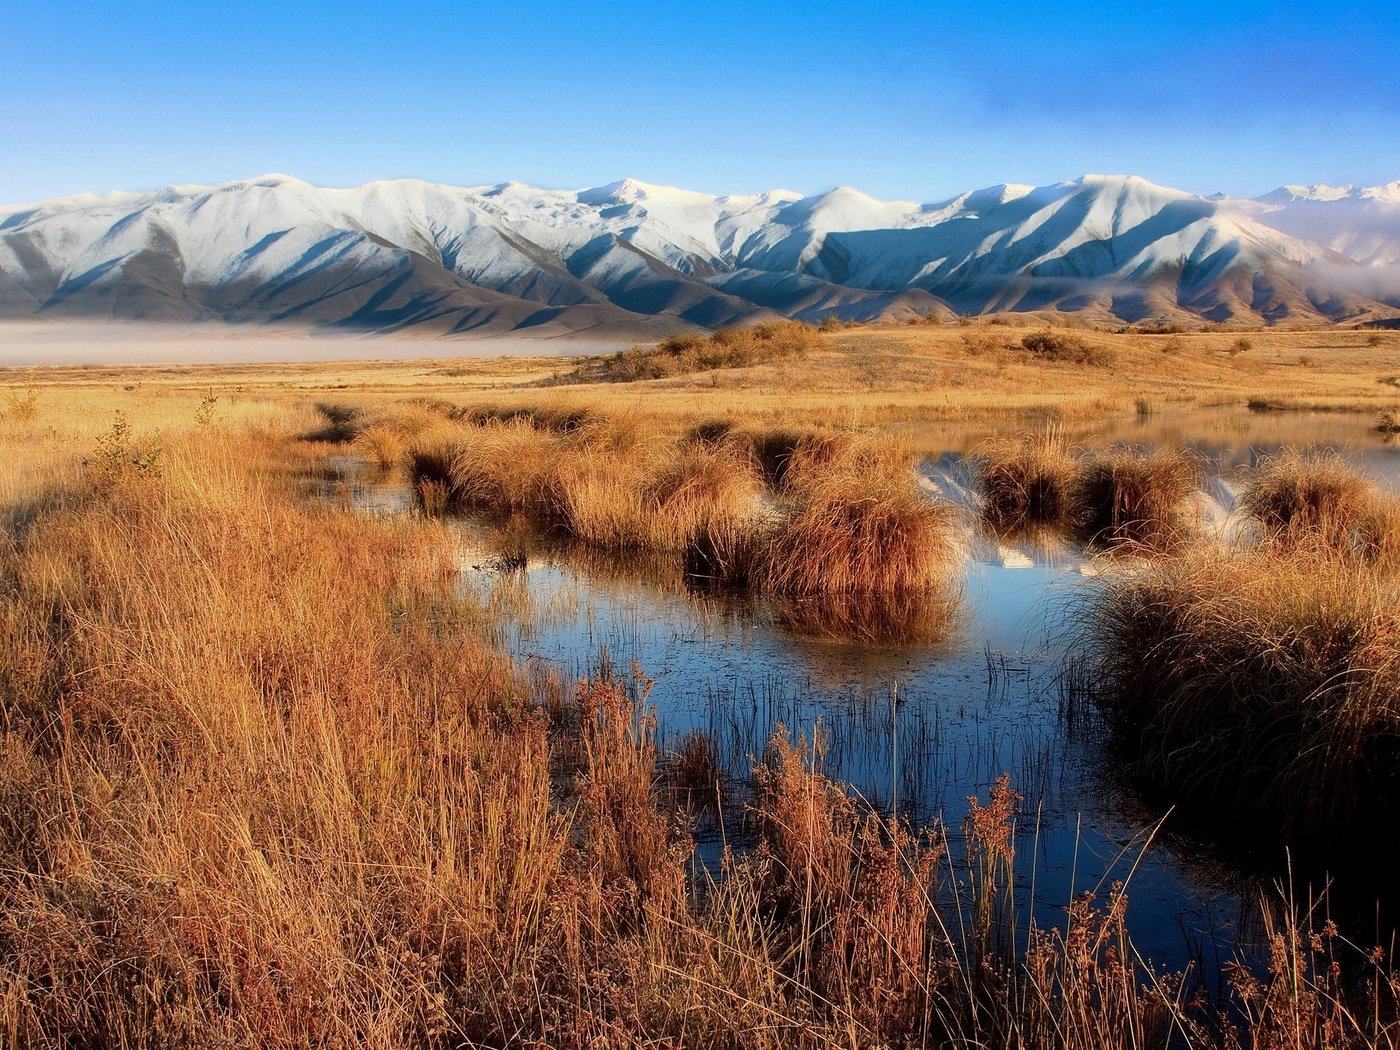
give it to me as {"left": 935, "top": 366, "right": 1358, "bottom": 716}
{"left": 770, "top": 589, "right": 961, "bottom": 645}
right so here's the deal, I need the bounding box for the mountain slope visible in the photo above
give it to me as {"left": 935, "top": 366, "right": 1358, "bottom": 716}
{"left": 2, "top": 173, "right": 1397, "bottom": 335}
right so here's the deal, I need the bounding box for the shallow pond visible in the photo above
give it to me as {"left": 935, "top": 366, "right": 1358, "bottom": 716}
{"left": 332, "top": 404, "right": 1400, "bottom": 984}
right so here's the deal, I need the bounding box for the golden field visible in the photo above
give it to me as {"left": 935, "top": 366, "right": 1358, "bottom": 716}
{"left": 4, "top": 320, "right": 1398, "bottom": 434}
{"left": 1, "top": 322, "right": 1399, "bottom": 1048}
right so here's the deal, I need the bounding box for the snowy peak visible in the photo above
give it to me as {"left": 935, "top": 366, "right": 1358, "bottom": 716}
{"left": 580, "top": 177, "right": 687, "bottom": 205}
{"left": 1, "top": 172, "right": 1398, "bottom": 334}
{"left": 1260, "top": 183, "right": 1358, "bottom": 204}
{"left": 1255, "top": 181, "right": 1400, "bottom": 206}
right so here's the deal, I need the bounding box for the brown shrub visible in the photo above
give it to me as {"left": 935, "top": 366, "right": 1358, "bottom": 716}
{"left": 1020, "top": 330, "right": 1117, "bottom": 367}
{"left": 565, "top": 321, "right": 820, "bottom": 383}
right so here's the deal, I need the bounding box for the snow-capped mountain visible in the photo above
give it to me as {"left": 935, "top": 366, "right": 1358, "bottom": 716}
{"left": 2, "top": 172, "right": 1397, "bottom": 336}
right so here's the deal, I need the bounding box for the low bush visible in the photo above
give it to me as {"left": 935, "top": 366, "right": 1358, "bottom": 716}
{"left": 565, "top": 321, "right": 821, "bottom": 383}
{"left": 1020, "top": 329, "right": 1117, "bottom": 367}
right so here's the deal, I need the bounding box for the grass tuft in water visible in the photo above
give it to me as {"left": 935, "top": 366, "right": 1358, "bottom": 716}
{"left": 1071, "top": 446, "right": 1199, "bottom": 551}
{"left": 1242, "top": 447, "right": 1400, "bottom": 562}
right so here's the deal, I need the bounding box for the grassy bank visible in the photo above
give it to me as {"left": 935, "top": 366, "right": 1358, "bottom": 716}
{"left": 5, "top": 320, "right": 1398, "bottom": 435}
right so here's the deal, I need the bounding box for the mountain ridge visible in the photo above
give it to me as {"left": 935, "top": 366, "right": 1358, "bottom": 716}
{"left": 3, "top": 172, "right": 1398, "bottom": 337}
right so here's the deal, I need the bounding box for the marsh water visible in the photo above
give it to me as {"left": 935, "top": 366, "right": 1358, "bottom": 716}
{"left": 334, "top": 405, "right": 1400, "bottom": 984}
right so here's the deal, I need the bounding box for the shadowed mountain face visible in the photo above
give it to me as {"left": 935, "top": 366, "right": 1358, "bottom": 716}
{"left": 2, "top": 173, "right": 1398, "bottom": 336}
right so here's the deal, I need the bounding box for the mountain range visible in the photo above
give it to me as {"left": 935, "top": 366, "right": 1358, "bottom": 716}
{"left": 2, "top": 173, "right": 1399, "bottom": 337}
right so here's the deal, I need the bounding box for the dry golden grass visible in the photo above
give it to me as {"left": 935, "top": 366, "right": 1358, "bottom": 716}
{"left": 351, "top": 422, "right": 404, "bottom": 469}
{"left": 402, "top": 412, "right": 959, "bottom": 616}
{"left": 758, "top": 439, "right": 960, "bottom": 598}
{"left": 0, "top": 392, "right": 1396, "bottom": 1047}
{"left": 446, "top": 418, "right": 564, "bottom": 514}
{"left": 974, "top": 428, "right": 1079, "bottom": 531}
{"left": 974, "top": 440, "right": 1212, "bottom": 552}
{"left": 644, "top": 441, "right": 764, "bottom": 551}
{"left": 7, "top": 321, "right": 1398, "bottom": 438}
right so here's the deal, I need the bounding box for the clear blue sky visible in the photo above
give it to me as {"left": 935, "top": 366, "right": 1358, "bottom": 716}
{"left": 6, "top": 0, "right": 1398, "bottom": 204}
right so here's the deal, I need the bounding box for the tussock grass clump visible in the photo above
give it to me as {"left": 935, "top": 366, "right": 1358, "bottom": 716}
{"left": 411, "top": 415, "right": 767, "bottom": 555}
{"left": 1242, "top": 447, "right": 1400, "bottom": 562}
{"left": 974, "top": 430, "right": 1078, "bottom": 531}
{"left": 307, "top": 401, "right": 363, "bottom": 441}
{"left": 447, "top": 402, "right": 602, "bottom": 433}
{"left": 683, "top": 417, "right": 743, "bottom": 448}
{"left": 351, "top": 423, "right": 404, "bottom": 469}
{"left": 1072, "top": 447, "right": 1199, "bottom": 551}
{"left": 550, "top": 447, "right": 652, "bottom": 548}
{"left": 644, "top": 443, "right": 763, "bottom": 550}
{"left": 446, "top": 419, "right": 564, "bottom": 515}
{"left": 684, "top": 516, "right": 768, "bottom": 588}
{"left": 567, "top": 320, "right": 820, "bottom": 383}
{"left": 312, "top": 400, "right": 442, "bottom": 446}
{"left": 1086, "top": 549, "right": 1400, "bottom": 840}
{"left": 759, "top": 441, "right": 958, "bottom": 598}
{"left": 750, "top": 427, "right": 851, "bottom": 488}
{"left": 553, "top": 441, "right": 763, "bottom": 553}
{"left": 405, "top": 438, "right": 453, "bottom": 484}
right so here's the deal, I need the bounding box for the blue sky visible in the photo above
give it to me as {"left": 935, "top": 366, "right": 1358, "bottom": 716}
{"left": 6, "top": 0, "right": 1398, "bottom": 204}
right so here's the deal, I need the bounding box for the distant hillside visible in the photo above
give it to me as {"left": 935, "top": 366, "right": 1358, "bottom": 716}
{"left": 2, "top": 172, "right": 1398, "bottom": 336}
